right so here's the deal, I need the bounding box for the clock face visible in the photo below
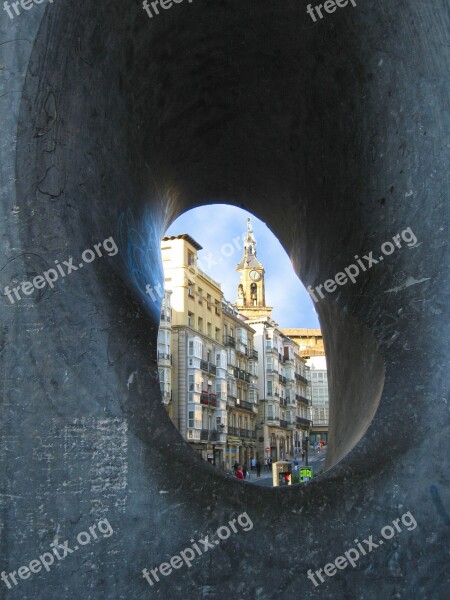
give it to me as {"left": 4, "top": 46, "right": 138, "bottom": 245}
{"left": 249, "top": 270, "right": 261, "bottom": 281}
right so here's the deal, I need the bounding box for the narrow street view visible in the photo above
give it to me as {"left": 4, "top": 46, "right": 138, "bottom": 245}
{"left": 157, "top": 206, "right": 329, "bottom": 486}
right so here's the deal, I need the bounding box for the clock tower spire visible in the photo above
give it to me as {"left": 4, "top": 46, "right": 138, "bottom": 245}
{"left": 234, "top": 217, "right": 272, "bottom": 319}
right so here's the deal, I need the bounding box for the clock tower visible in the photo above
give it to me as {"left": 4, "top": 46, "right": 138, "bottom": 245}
{"left": 234, "top": 218, "right": 273, "bottom": 319}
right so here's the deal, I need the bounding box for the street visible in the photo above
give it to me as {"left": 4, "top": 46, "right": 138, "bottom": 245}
{"left": 246, "top": 450, "right": 327, "bottom": 487}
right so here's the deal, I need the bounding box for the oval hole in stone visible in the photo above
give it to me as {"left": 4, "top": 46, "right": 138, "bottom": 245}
{"left": 155, "top": 204, "right": 385, "bottom": 487}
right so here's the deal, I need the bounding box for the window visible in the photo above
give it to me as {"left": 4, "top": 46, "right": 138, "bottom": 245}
{"left": 188, "top": 251, "right": 195, "bottom": 266}
{"left": 188, "top": 281, "right": 194, "bottom": 297}
{"left": 188, "top": 312, "right": 194, "bottom": 327}
{"left": 215, "top": 301, "right": 220, "bottom": 315}
{"left": 238, "top": 329, "right": 248, "bottom": 345}
{"left": 268, "top": 405, "right": 274, "bottom": 419}
{"left": 267, "top": 380, "right": 273, "bottom": 396}
{"left": 188, "top": 411, "right": 194, "bottom": 428}
{"left": 188, "top": 374, "right": 194, "bottom": 392}
{"left": 198, "top": 288, "right": 203, "bottom": 304}
{"left": 227, "top": 349, "right": 236, "bottom": 366}
{"left": 198, "top": 317, "right": 203, "bottom": 332}
{"left": 207, "top": 322, "right": 211, "bottom": 337}
{"left": 188, "top": 338, "right": 202, "bottom": 358}
{"left": 215, "top": 327, "right": 220, "bottom": 341}
{"left": 207, "top": 294, "right": 211, "bottom": 309}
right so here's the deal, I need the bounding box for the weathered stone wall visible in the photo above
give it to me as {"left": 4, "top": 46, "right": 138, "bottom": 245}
{"left": 0, "top": 1, "right": 448, "bottom": 598}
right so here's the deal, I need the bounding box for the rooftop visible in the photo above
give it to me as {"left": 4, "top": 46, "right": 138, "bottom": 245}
{"left": 280, "top": 328, "right": 322, "bottom": 337}
{"left": 162, "top": 234, "right": 203, "bottom": 251}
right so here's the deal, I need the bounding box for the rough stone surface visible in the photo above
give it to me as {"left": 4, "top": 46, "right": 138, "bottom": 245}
{"left": 0, "top": 1, "right": 449, "bottom": 598}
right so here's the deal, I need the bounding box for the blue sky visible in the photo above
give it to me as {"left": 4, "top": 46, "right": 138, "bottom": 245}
{"left": 165, "top": 204, "right": 320, "bottom": 328}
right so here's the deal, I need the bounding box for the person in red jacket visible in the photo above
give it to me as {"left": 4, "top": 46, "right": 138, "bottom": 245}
{"left": 235, "top": 465, "right": 244, "bottom": 480}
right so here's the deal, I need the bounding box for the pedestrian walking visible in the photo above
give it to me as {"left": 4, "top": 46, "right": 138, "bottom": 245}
{"left": 232, "top": 461, "right": 238, "bottom": 474}
{"left": 251, "top": 457, "right": 256, "bottom": 471}
{"left": 256, "top": 460, "right": 262, "bottom": 477}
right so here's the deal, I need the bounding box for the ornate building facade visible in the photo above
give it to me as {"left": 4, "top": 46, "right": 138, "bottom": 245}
{"left": 157, "top": 219, "right": 315, "bottom": 468}
{"left": 233, "top": 219, "right": 312, "bottom": 461}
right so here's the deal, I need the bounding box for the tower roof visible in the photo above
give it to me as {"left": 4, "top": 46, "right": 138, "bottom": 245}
{"left": 236, "top": 217, "right": 263, "bottom": 270}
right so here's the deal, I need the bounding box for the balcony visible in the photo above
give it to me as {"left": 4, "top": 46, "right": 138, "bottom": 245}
{"left": 200, "top": 429, "right": 219, "bottom": 441}
{"left": 278, "top": 374, "right": 287, "bottom": 384}
{"left": 240, "top": 428, "right": 255, "bottom": 439}
{"left": 235, "top": 399, "right": 256, "bottom": 413}
{"left": 296, "top": 394, "right": 310, "bottom": 405}
{"left": 227, "top": 395, "right": 237, "bottom": 406}
{"left": 248, "top": 348, "right": 258, "bottom": 360}
{"left": 224, "top": 335, "right": 236, "bottom": 348}
{"left": 160, "top": 314, "right": 171, "bottom": 323}
{"left": 236, "top": 341, "right": 247, "bottom": 356}
{"left": 295, "top": 373, "right": 309, "bottom": 385}
{"left": 158, "top": 352, "right": 172, "bottom": 363}
{"left": 279, "top": 397, "right": 287, "bottom": 407}
{"left": 297, "top": 416, "right": 312, "bottom": 427}
{"left": 228, "top": 426, "right": 239, "bottom": 437}
{"left": 267, "top": 415, "right": 279, "bottom": 423}
{"left": 279, "top": 419, "right": 288, "bottom": 428}
{"left": 200, "top": 360, "right": 217, "bottom": 375}
{"left": 200, "top": 392, "right": 217, "bottom": 407}
{"left": 233, "top": 367, "right": 248, "bottom": 382}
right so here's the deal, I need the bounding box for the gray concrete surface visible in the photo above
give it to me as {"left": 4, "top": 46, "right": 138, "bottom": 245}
{"left": 0, "top": 1, "right": 449, "bottom": 599}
